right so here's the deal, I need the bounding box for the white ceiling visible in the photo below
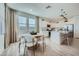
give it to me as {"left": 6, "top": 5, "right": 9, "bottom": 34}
{"left": 7, "top": 3, "right": 79, "bottom": 19}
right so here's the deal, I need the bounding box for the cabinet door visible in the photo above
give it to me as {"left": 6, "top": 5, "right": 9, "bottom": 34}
{"left": 51, "top": 31, "right": 60, "bottom": 45}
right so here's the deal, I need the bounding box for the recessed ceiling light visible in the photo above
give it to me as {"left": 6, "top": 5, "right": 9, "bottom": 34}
{"left": 30, "top": 9, "right": 32, "bottom": 11}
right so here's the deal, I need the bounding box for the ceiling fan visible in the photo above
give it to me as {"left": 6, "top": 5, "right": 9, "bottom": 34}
{"left": 48, "top": 9, "right": 68, "bottom": 23}
{"left": 46, "top": 5, "right": 52, "bottom": 9}
{"left": 60, "top": 14, "right": 68, "bottom": 22}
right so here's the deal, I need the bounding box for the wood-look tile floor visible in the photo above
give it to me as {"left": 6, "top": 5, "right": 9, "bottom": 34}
{"left": 1, "top": 38, "right": 79, "bottom": 56}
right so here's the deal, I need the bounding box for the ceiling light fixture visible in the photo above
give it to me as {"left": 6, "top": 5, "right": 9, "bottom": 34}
{"left": 60, "top": 9, "right": 68, "bottom": 22}
{"left": 30, "top": 9, "right": 32, "bottom": 11}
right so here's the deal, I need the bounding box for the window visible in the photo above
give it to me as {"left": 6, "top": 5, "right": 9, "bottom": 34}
{"left": 0, "top": 21, "right": 2, "bottom": 35}
{"left": 29, "top": 17, "right": 36, "bottom": 32}
{"left": 0, "top": 3, "right": 5, "bottom": 49}
{"left": 0, "top": 16, "right": 4, "bottom": 35}
{"left": 17, "top": 14, "right": 36, "bottom": 34}
{"left": 18, "top": 16, "right": 27, "bottom": 34}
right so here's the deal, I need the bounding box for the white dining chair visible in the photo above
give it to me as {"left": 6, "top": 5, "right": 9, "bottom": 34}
{"left": 19, "top": 33, "right": 37, "bottom": 56}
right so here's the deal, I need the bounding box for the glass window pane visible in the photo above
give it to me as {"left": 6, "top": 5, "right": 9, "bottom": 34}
{"left": 29, "top": 17, "right": 36, "bottom": 32}
{"left": 18, "top": 16, "right": 26, "bottom": 24}
{"left": 29, "top": 18, "right": 35, "bottom": 24}
{"left": 18, "top": 16, "right": 27, "bottom": 34}
{"left": 0, "top": 3, "right": 5, "bottom": 49}
{"left": 19, "top": 24, "right": 26, "bottom": 27}
{"left": 29, "top": 24, "right": 35, "bottom": 27}
{"left": 0, "top": 21, "right": 2, "bottom": 34}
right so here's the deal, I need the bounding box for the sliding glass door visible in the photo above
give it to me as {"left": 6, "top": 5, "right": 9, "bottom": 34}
{"left": 0, "top": 3, "right": 5, "bottom": 50}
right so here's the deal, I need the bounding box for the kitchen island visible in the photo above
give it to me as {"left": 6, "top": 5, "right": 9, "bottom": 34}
{"left": 51, "top": 31, "right": 73, "bottom": 45}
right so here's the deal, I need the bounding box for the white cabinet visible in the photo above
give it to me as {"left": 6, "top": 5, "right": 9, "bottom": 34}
{"left": 51, "top": 31, "right": 61, "bottom": 45}
{"left": 72, "top": 16, "right": 79, "bottom": 38}
{"left": 74, "top": 24, "right": 79, "bottom": 38}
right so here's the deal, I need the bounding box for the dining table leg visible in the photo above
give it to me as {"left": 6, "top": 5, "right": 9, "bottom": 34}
{"left": 33, "top": 38, "right": 35, "bottom": 56}
{"left": 43, "top": 36, "right": 45, "bottom": 54}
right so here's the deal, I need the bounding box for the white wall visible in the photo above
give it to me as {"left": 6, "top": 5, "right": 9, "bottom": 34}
{"left": 71, "top": 16, "right": 79, "bottom": 38}
{"left": 39, "top": 18, "right": 48, "bottom": 36}
{"left": 0, "top": 3, "right": 5, "bottom": 50}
